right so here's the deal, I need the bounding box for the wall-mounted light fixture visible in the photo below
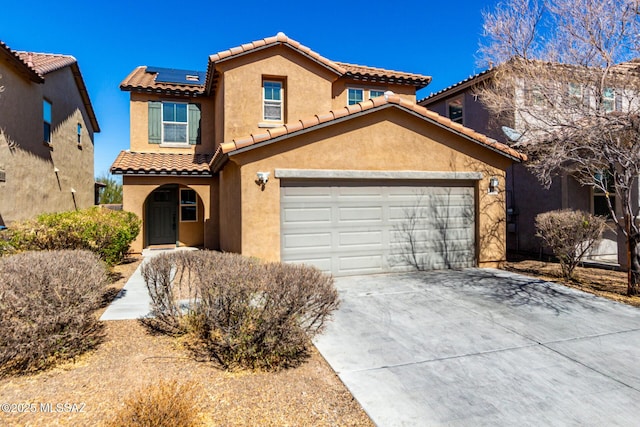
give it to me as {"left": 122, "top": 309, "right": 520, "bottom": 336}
{"left": 256, "top": 172, "right": 270, "bottom": 184}
{"left": 489, "top": 177, "right": 499, "bottom": 194}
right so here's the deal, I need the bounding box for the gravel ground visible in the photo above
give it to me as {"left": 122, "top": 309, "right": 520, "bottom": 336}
{"left": 0, "top": 257, "right": 373, "bottom": 426}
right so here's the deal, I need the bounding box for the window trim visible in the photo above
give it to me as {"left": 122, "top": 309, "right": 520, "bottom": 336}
{"left": 447, "top": 97, "right": 464, "bottom": 124}
{"left": 263, "top": 79, "right": 284, "bottom": 122}
{"left": 161, "top": 101, "right": 189, "bottom": 144}
{"left": 43, "top": 98, "right": 52, "bottom": 145}
{"left": 179, "top": 188, "right": 198, "bottom": 222}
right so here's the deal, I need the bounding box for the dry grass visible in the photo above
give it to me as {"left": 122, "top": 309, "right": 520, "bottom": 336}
{"left": 0, "top": 256, "right": 372, "bottom": 427}
{"left": 503, "top": 257, "right": 640, "bottom": 307}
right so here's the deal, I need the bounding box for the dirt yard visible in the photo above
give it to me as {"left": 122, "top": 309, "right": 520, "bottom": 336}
{"left": 503, "top": 257, "right": 640, "bottom": 308}
{"left": 0, "top": 257, "right": 373, "bottom": 427}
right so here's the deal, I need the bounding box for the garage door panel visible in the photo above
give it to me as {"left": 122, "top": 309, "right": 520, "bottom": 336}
{"left": 339, "top": 206, "right": 383, "bottom": 222}
{"left": 282, "top": 207, "right": 332, "bottom": 224}
{"left": 339, "top": 230, "right": 383, "bottom": 247}
{"left": 283, "top": 232, "right": 332, "bottom": 250}
{"left": 281, "top": 181, "right": 475, "bottom": 276}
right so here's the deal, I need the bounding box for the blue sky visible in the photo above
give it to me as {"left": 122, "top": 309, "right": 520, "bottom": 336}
{"left": 1, "top": 0, "right": 498, "bottom": 176}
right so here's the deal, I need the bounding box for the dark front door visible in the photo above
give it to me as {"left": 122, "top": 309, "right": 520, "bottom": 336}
{"left": 147, "top": 187, "right": 177, "bottom": 245}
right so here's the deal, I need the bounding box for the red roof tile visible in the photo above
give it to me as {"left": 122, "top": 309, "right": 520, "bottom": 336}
{"left": 0, "top": 42, "right": 99, "bottom": 132}
{"left": 0, "top": 40, "right": 42, "bottom": 83}
{"left": 16, "top": 51, "right": 76, "bottom": 75}
{"left": 120, "top": 66, "right": 205, "bottom": 96}
{"left": 110, "top": 152, "right": 214, "bottom": 175}
{"left": 206, "top": 33, "right": 431, "bottom": 91}
{"left": 212, "top": 94, "right": 526, "bottom": 170}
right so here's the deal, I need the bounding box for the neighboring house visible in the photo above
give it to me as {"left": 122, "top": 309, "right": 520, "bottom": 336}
{"left": 0, "top": 40, "right": 100, "bottom": 226}
{"left": 111, "top": 33, "right": 525, "bottom": 276}
{"left": 419, "top": 64, "right": 637, "bottom": 266}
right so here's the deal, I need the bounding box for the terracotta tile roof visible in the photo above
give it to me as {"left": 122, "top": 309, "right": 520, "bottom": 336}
{"left": 336, "top": 62, "right": 431, "bottom": 89}
{"left": 0, "top": 41, "right": 99, "bottom": 132}
{"left": 0, "top": 40, "right": 42, "bottom": 83}
{"left": 111, "top": 151, "right": 214, "bottom": 175}
{"left": 120, "top": 66, "right": 206, "bottom": 96}
{"left": 206, "top": 33, "right": 431, "bottom": 92}
{"left": 212, "top": 93, "right": 526, "bottom": 171}
{"left": 16, "top": 51, "right": 76, "bottom": 75}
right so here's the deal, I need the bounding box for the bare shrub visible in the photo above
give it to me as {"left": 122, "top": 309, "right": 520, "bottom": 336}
{"left": 535, "top": 209, "right": 606, "bottom": 279}
{"left": 140, "top": 251, "right": 340, "bottom": 370}
{"left": 0, "top": 250, "right": 108, "bottom": 376}
{"left": 103, "top": 380, "right": 202, "bottom": 427}
{"left": 140, "top": 251, "right": 202, "bottom": 334}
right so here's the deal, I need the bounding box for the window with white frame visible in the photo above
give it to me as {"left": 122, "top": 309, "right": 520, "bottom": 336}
{"left": 148, "top": 101, "right": 200, "bottom": 145}
{"left": 263, "top": 80, "right": 283, "bottom": 121}
{"left": 348, "top": 88, "right": 364, "bottom": 105}
{"left": 369, "top": 89, "right": 385, "bottom": 99}
{"left": 180, "top": 188, "right": 197, "bottom": 222}
{"left": 162, "top": 102, "right": 188, "bottom": 143}
{"left": 447, "top": 97, "right": 464, "bottom": 124}
{"left": 602, "top": 87, "right": 622, "bottom": 112}
{"left": 43, "top": 99, "right": 52, "bottom": 144}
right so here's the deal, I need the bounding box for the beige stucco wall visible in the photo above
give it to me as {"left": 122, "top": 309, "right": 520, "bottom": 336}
{"left": 129, "top": 93, "right": 215, "bottom": 153}
{"left": 122, "top": 176, "right": 217, "bottom": 253}
{"left": 0, "top": 64, "right": 95, "bottom": 225}
{"left": 214, "top": 45, "right": 337, "bottom": 143}
{"left": 218, "top": 108, "right": 512, "bottom": 267}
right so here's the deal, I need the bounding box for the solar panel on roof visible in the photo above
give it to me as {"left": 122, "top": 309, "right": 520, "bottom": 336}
{"left": 145, "top": 66, "right": 206, "bottom": 85}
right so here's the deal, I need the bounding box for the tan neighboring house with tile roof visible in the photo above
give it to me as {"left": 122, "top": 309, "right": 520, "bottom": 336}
{"left": 0, "top": 41, "right": 99, "bottom": 226}
{"left": 113, "top": 33, "right": 524, "bottom": 275}
{"left": 419, "top": 62, "right": 640, "bottom": 267}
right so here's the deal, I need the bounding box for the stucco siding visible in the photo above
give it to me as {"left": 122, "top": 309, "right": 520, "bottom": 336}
{"left": 0, "top": 65, "right": 95, "bottom": 225}
{"left": 122, "top": 176, "right": 215, "bottom": 253}
{"left": 129, "top": 93, "right": 215, "bottom": 153}
{"left": 216, "top": 45, "right": 336, "bottom": 142}
{"left": 225, "top": 108, "right": 510, "bottom": 266}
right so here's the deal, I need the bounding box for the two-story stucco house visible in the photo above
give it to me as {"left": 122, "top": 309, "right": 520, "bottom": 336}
{"left": 111, "top": 33, "right": 525, "bottom": 276}
{"left": 419, "top": 63, "right": 640, "bottom": 267}
{"left": 0, "top": 40, "right": 100, "bottom": 226}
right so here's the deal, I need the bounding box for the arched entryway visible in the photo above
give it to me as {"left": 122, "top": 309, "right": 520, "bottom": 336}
{"left": 144, "top": 184, "right": 205, "bottom": 248}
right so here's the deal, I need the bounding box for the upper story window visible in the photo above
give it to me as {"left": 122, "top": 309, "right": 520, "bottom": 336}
{"left": 43, "top": 99, "right": 52, "bottom": 144}
{"left": 447, "top": 98, "right": 464, "bottom": 124}
{"left": 348, "top": 88, "right": 386, "bottom": 105}
{"left": 163, "top": 102, "right": 188, "bottom": 143}
{"left": 602, "top": 87, "right": 622, "bottom": 113}
{"left": 77, "top": 123, "right": 82, "bottom": 145}
{"left": 148, "top": 101, "right": 201, "bottom": 145}
{"left": 263, "top": 80, "right": 283, "bottom": 121}
{"left": 348, "top": 88, "right": 364, "bottom": 105}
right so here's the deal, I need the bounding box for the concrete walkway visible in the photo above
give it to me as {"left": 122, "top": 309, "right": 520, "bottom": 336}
{"left": 314, "top": 269, "right": 640, "bottom": 426}
{"left": 100, "top": 247, "right": 197, "bottom": 321}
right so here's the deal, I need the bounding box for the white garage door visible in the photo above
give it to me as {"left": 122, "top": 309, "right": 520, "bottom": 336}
{"left": 281, "top": 180, "right": 476, "bottom": 276}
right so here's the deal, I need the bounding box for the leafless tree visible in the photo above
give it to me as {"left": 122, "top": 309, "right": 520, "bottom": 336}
{"left": 477, "top": 0, "right": 640, "bottom": 295}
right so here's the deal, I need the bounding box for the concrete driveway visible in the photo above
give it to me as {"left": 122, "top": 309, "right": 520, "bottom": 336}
{"left": 313, "top": 269, "right": 640, "bottom": 426}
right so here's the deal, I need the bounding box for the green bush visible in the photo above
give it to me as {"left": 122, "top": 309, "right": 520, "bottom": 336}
{"left": 6, "top": 207, "right": 140, "bottom": 265}
{"left": 141, "top": 251, "right": 340, "bottom": 370}
{"left": 535, "top": 209, "right": 606, "bottom": 279}
{"left": 104, "top": 380, "right": 202, "bottom": 427}
{"left": 0, "top": 250, "right": 108, "bottom": 376}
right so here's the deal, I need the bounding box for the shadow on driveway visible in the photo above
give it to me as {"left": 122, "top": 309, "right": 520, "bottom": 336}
{"left": 314, "top": 268, "right": 640, "bottom": 426}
